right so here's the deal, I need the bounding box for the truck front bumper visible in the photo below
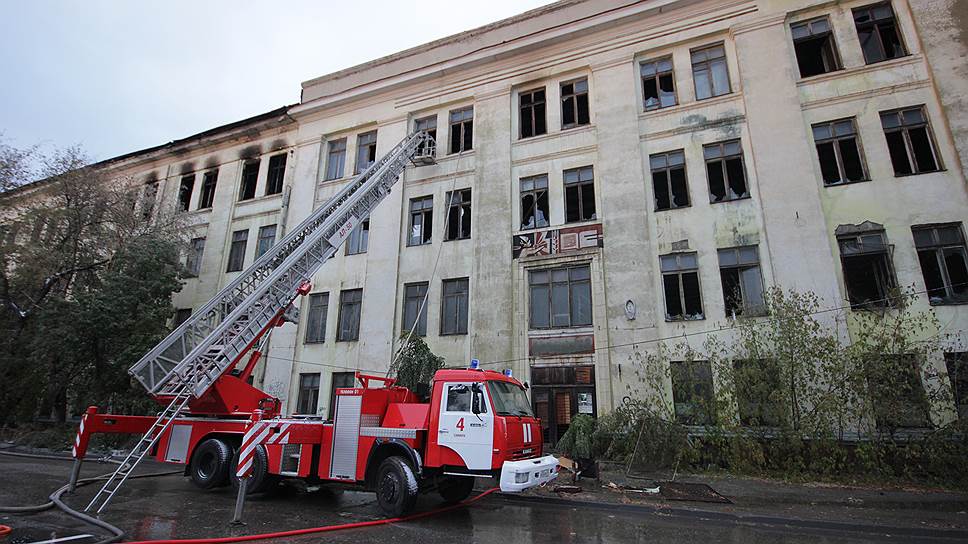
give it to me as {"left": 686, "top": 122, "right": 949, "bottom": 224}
{"left": 499, "top": 455, "right": 559, "bottom": 492}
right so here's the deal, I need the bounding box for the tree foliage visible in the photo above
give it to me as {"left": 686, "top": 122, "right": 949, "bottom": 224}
{"left": 388, "top": 334, "right": 445, "bottom": 394}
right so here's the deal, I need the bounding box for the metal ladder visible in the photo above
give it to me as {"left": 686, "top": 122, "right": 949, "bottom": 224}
{"left": 85, "top": 130, "right": 435, "bottom": 513}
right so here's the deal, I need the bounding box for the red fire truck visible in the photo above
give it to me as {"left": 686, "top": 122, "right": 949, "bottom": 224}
{"left": 70, "top": 131, "right": 558, "bottom": 516}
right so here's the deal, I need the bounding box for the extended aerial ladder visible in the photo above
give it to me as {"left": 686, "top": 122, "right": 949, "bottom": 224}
{"left": 84, "top": 130, "right": 436, "bottom": 514}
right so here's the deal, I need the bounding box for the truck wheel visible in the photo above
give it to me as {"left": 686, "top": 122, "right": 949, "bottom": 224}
{"left": 189, "top": 438, "right": 232, "bottom": 489}
{"left": 376, "top": 457, "right": 418, "bottom": 517}
{"left": 230, "top": 445, "right": 277, "bottom": 494}
{"left": 437, "top": 475, "right": 475, "bottom": 503}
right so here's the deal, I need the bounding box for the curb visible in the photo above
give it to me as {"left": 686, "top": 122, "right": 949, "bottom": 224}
{"left": 496, "top": 492, "right": 968, "bottom": 541}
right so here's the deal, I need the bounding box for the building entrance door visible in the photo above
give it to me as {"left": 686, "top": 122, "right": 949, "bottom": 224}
{"left": 530, "top": 365, "right": 595, "bottom": 446}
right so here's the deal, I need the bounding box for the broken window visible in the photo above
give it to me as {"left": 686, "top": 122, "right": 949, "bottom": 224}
{"left": 704, "top": 140, "right": 748, "bottom": 202}
{"left": 719, "top": 246, "right": 765, "bottom": 317}
{"left": 305, "top": 292, "right": 328, "bottom": 344}
{"left": 355, "top": 131, "right": 377, "bottom": 174}
{"left": 650, "top": 150, "right": 690, "bottom": 211}
{"left": 185, "top": 237, "right": 205, "bottom": 277}
{"left": 178, "top": 174, "right": 194, "bottom": 211}
{"left": 641, "top": 57, "right": 677, "bottom": 111}
{"left": 414, "top": 116, "right": 437, "bottom": 156}
{"left": 440, "top": 278, "right": 469, "bottom": 335}
{"left": 528, "top": 265, "right": 592, "bottom": 329}
{"left": 791, "top": 16, "right": 841, "bottom": 77}
{"left": 944, "top": 352, "right": 968, "bottom": 419}
{"left": 449, "top": 107, "right": 473, "bottom": 154}
{"left": 520, "top": 175, "right": 549, "bottom": 230}
{"left": 912, "top": 223, "right": 968, "bottom": 305}
{"left": 142, "top": 182, "right": 158, "bottom": 221}
{"left": 564, "top": 166, "right": 596, "bottom": 223}
{"left": 519, "top": 88, "right": 547, "bottom": 139}
{"left": 402, "top": 282, "right": 429, "bottom": 336}
{"left": 226, "top": 229, "right": 248, "bottom": 273}
{"left": 733, "top": 358, "right": 784, "bottom": 426}
{"left": 880, "top": 106, "right": 941, "bottom": 176}
{"left": 255, "top": 224, "right": 276, "bottom": 258}
{"left": 325, "top": 138, "right": 346, "bottom": 181}
{"left": 345, "top": 219, "right": 369, "bottom": 255}
{"left": 444, "top": 189, "right": 471, "bottom": 241}
{"left": 408, "top": 196, "right": 433, "bottom": 246}
{"left": 813, "top": 118, "right": 867, "bottom": 185}
{"left": 837, "top": 229, "right": 897, "bottom": 309}
{"left": 866, "top": 354, "right": 930, "bottom": 430}
{"left": 198, "top": 170, "right": 217, "bottom": 209}
{"left": 266, "top": 153, "right": 286, "bottom": 195}
{"left": 561, "top": 78, "right": 590, "bottom": 129}
{"left": 296, "top": 373, "right": 320, "bottom": 414}
{"left": 661, "top": 253, "right": 704, "bottom": 321}
{"left": 238, "top": 160, "right": 259, "bottom": 201}
{"left": 337, "top": 288, "right": 363, "bottom": 341}
{"left": 691, "top": 44, "right": 730, "bottom": 100}
{"left": 670, "top": 360, "right": 715, "bottom": 425}
{"left": 853, "top": 2, "right": 906, "bottom": 64}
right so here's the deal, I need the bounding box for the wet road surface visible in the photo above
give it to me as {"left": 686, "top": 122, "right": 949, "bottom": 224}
{"left": 1, "top": 455, "right": 962, "bottom": 543}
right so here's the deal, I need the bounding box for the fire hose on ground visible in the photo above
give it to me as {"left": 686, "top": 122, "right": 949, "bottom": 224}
{"left": 0, "top": 448, "right": 499, "bottom": 544}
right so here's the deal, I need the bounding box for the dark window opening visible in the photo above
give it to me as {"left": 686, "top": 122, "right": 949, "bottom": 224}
{"left": 337, "top": 289, "right": 363, "bottom": 341}
{"left": 239, "top": 161, "right": 259, "bottom": 201}
{"left": 661, "top": 252, "right": 704, "bottom": 321}
{"left": 408, "top": 196, "right": 433, "bottom": 246}
{"left": 519, "top": 88, "right": 547, "bottom": 139}
{"left": 296, "top": 373, "right": 320, "bottom": 415}
{"left": 564, "top": 166, "right": 596, "bottom": 223}
{"left": 641, "top": 57, "right": 677, "bottom": 111}
{"left": 912, "top": 223, "right": 968, "bottom": 304}
{"left": 445, "top": 189, "right": 471, "bottom": 241}
{"left": 866, "top": 354, "right": 930, "bottom": 430}
{"left": 791, "top": 17, "right": 841, "bottom": 77}
{"left": 650, "top": 150, "right": 690, "bottom": 211}
{"left": 355, "top": 131, "right": 377, "bottom": 174}
{"left": 449, "top": 107, "right": 473, "bottom": 154}
{"left": 853, "top": 2, "right": 907, "bottom": 64}
{"left": 173, "top": 308, "right": 192, "bottom": 328}
{"left": 734, "top": 359, "right": 785, "bottom": 427}
{"left": 402, "top": 282, "right": 428, "bottom": 336}
{"left": 441, "top": 278, "right": 469, "bottom": 335}
{"left": 945, "top": 352, "right": 968, "bottom": 420}
{"left": 325, "top": 139, "right": 346, "bottom": 181}
{"left": 671, "top": 361, "right": 715, "bottom": 425}
{"left": 345, "top": 219, "right": 369, "bottom": 255}
{"left": 414, "top": 116, "right": 437, "bottom": 156}
{"left": 838, "top": 230, "right": 897, "bottom": 309}
{"left": 704, "top": 140, "right": 748, "bottom": 202}
{"left": 561, "top": 78, "right": 590, "bottom": 129}
{"left": 880, "top": 107, "right": 941, "bottom": 176}
{"left": 813, "top": 118, "right": 867, "bottom": 185}
{"left": 692, "top": 43, "right": 731, "bottom": 100}
{"left": 520, "top": 175, "right": 550, "bottom": 230}
{"left": 266, "top": 153, "right": 286, "bottom": 195}
{"left": 305, "top": 292, "right": 329, "bottom": 344}
{"left": 719, "top": 246, "right": 765, "bottom": 317}
{"left": 528, "top": 265, "right": 592, "bottom": 329}
{"left": 178, "top": 174, "right": 194, "bottom": 211}
{"left": 198, "top": 170, "right": 217, "bottom": 209}
{"left": 226, "top": 229, "right": 248, "bottom": 272}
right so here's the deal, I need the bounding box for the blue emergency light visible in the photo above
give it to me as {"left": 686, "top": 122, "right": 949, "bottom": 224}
{"left": 469, "top": 358, "right": 480, "bottom": 370}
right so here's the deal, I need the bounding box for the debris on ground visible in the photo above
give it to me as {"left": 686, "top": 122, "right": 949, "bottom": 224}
{"left": 605, "top": 481, "right": 660, "bottom": 494}
{"left": 554, "top": 485, "right": 583, "bottom": 494}
{"left": 657, "top": 481, "right": 732, "bottom": 504}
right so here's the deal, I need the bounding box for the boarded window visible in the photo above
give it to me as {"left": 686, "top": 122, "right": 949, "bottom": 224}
{"left": 671, "top": 361, "right": 715, "bottom": 425}
{"left": 564, "top": 166, "right": 596, "bottom": 223}
{"left": 661, "top": 252, "right": 704, "bottom": 321}
{"left": 178, "top": 174, "right": 194, "bottom": 211}
{"left": 449, "top": 107, "right": 473, "bottom": 153}
{"left": 718, "top": 246, "right": 765, "bottom": 317}
{"left": 337, "top": 289, "right": 363, "bottom": 341}
{"left": 691, "top": 44, "right": 730, "bottom": 100}
{"left": 198, "top": 170, "right": 217, "bottom": 209}
{"left": 529, "top": 265, "right": 592, "bottom": 329}
{"left": 239, "top": 160, "right": 259, "bottom": 201}
{"left": 812, "top": 118, "right": 867, "bottom": 185}
{"left": 414, "top": 116, "right": 437, "bottom": 156}
{"left": 325, "top": 139, "right": 346, "bottom": 180}
{"left": 185, "top": 237, "right": 205, "bottom": 277}
{"left": 641, "top": 57, "right": 677, "bottom": 111}
{"left": 266, "top": 153, "right": 286, "bottom": 195}
{"left": 305, "top": 292, "right": 329, "bottom": 344}
{"left": 853, "top": 2, "right": 906, "bottom": 64}
{"left": 296, "top": 373, "right": 320, "bottom": 415}
{"left": 445, "top": 189, "right": 471, "bottom": 241}
{"left": 791, "top": 16, "right": 841, "bottom": 77}
{"left": 944, "top": 352, "right": 968, "bottom": 420}
{"left": 912, "top": 223, "right": 968, "bottom": 305}
{"left": 880, "top": 106, "right": 941, "bottom": 176}
{"left": 560, "top": 78, "right": 590, "bottom": 129}
{"left": 440, "top": 278, "right": 469, "bottom": 335}
{"left": 408, "top": 196, "right": 433, "bottom": 246}
{"left": 650, "top": 150, "right": 689, "bottom": 210}
{"left": 345, "top": 219, "right": 369, "bottom": 255}
{"left": 226, "top": 229, "right": 248, "bottom": 272}
{"left": 520, "top": 175, "right": 550, "bottom": 230}
{"left": 837, "top": 229, "right": 896, "bottom": 309}
{"left": 355, "top": 131, "right": 377, "bottom": 174}
{"left": 402, "top": 282, "right": 428, "bottom": 336}
{"left": 704, "top": 140, "right": 748, "bottom": 203}
{"left": 519, "top": 88, "right": 547, "bottom": 139}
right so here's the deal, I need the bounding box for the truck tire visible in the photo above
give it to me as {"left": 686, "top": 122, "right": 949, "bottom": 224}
{"left": 375, "top": 457, "right": 419, "bottom": 517}
{"left": 189, "top": 438, "right": 232, "bottom": 489}
{"left": 437, "top": 475, "right": 475, "bottom": 503}
{"left": 229, "top": 445, "right": 277, "bottom": 494}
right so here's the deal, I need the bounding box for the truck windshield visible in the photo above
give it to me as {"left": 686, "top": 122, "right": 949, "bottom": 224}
{"left": 487, "top": 381, "right": 534, "bottom": 417}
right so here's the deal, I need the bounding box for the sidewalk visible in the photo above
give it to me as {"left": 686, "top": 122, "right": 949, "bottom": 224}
{"left": 509, "top": 465, "right": 968, "bottom": 537}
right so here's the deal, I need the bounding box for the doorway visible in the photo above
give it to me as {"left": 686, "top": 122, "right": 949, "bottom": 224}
{"left": 530, "top": 365, "right": 596, "bottom": 446}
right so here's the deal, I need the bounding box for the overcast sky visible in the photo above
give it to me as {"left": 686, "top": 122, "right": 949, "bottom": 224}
{"left": 0, "top": 0, "right": 551, "bottom": 162}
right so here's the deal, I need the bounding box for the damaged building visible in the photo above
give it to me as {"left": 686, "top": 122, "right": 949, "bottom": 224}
{"left": 4, "top": 0, "right": 968, "bottom": 444}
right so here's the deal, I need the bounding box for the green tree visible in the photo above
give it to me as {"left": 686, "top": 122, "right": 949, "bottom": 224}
{"left": 388, "top": 334, "right": 445, "bottom": 393}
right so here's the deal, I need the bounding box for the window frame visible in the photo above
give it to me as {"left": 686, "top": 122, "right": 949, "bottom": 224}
{"left": 703, "top": 140, "right": 750, "bottom": 203}
{"left": 519, "top": 175, "right": 550, "bottom": 231}
{"left": 640, "top": 56, "right": 678, "bottom": 112}
{"left": 255, "top": 224, "right": 277, "bottom": 258}
{"left": 440, "top": 277, "right": 469, "bottom": 336}
{"left": 296, "top": 373, "right": 321, "bottom": 415}
{"left": 528, "top": 265, "right": 593, "bottom": 330}
{"left": 661, "top": 252, "right": 705, "bottom": 321}
{"left": 304, "top": 292, "right": 329, "bottom": 344}
{"left": 226, "top": 229, "right": 248, "bottom": 273}
{"left": 238, "top": 160, "right": 259, "bottom": 201}
{"left": 328, "top": 372, "right": 356, "bottom": 417}
{"left": 911, "top": 223, "right": 968, "bottom": 305}
{"left": 355, "top": 131, "right": 377, "bottom": 175}
{"left": 336, "top": 288, "right": 363, "bottom": 342}
{"left": 563, "top": 166, "right": 596, "bottom": 224}
{"left": 449, "top": 107, "right": 474, "bottom": 154}
{"left": 265, "top": 153, "right": 287, "bottom": 196}
{"left": 178, "top": 174, "right": 195, "bottom": 212}
{"left": 198, "top": 170, "right": 218, "bottom": 210}
{"left": 402, "top": 281, "right": 429, "bottom": 337}
{"left": 560, "top": 78, "right": 590, "bottom": 130}
{"left": 836, "top": 230, "right": 898, "bottom": 309}
{"left": 519, "top": 87, "right": 547, "bottom": 139}
{"left": 812, "top": 118, "right": 869, "bottom": 186}
{"left": 853, "top": 2, "right": 908, "bottom": 65}
{"left": 345, "top": 219, "right": 369, "bottom": 255}
{"left": 880, "top": 106, "right": 943, "bottom": 176}
{"left": 790, "top": 16, "right": 843, "bottom": 78}
{"left": 325, "top": 138, "right": 347, "bottom": 181}
{"left": 690, "top": 43, "right": 731, "bottom": 100}
{"left": 650, "top": 150, "right": 690, "bottom": 211}
{"left": 408, "top": 196, "right": 434, "bottom": 246}
{"left": 670, "top": 360, "right": 715, "bottom": 425}
{"left": 414, "top": 116, "right": 438, "bottom": 157}
{"left": 444, "top": 188, "right": 472, "bottom": 241}
{"left": 718, "top": 245, "right": 766, "bottom": 317}
{"left": 185, "top": 236, "right": 205, "bottom": 278}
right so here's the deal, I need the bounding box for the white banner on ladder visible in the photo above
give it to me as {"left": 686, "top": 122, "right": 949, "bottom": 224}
{"left": 327, "top": 215, "right": 359, "bottom": 248}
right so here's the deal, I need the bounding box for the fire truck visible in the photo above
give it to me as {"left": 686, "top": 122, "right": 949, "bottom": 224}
{"left": 69, "top": 130, "right": 558, "bottom": 517}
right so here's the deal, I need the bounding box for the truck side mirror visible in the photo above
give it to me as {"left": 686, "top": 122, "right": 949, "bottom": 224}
{"left": 471, "top": 383, "right": 484, "bottom": 415}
